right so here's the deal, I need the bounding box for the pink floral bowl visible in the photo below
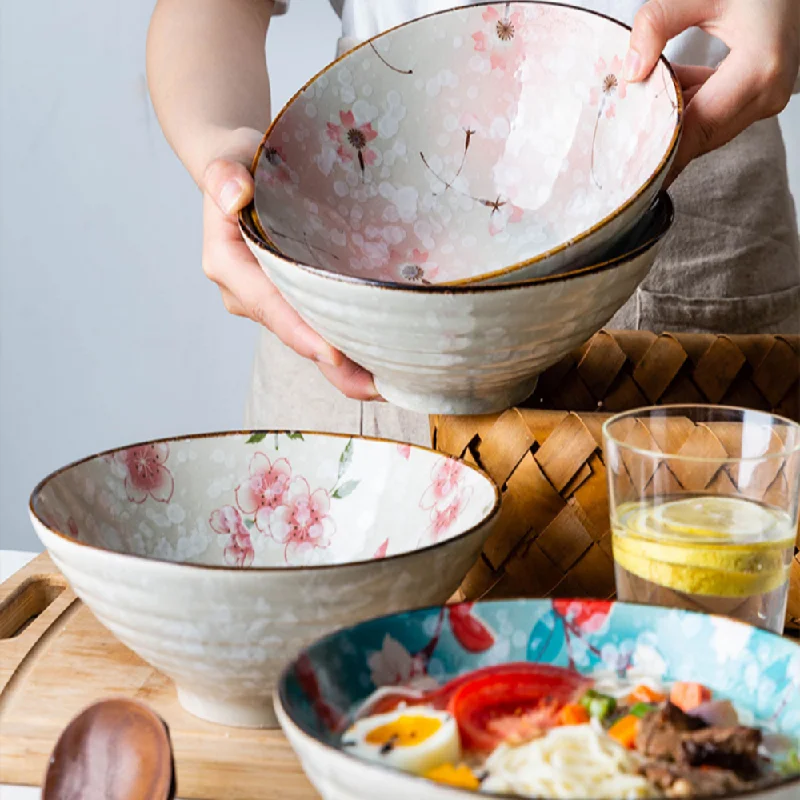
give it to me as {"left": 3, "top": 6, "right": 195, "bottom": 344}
{"left": 251, "top": 1, "right": 681, "bottom": 286}
{"left": 29, "top": 431, "right": 500, "bottom": 728}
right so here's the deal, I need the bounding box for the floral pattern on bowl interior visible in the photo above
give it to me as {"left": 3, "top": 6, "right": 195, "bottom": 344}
{"left": 277, "top": 599, "right": 800, "bottom": 799}
{"left": 33, "top": 433, "right": 497, "bottom": 568}
{"left": 254, "top": 2, "right": 680, "bottom": 285}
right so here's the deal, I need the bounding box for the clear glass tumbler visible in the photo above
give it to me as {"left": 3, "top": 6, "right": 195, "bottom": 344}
{"left": 602, "top": 405, "right": 800, "bottom": 633}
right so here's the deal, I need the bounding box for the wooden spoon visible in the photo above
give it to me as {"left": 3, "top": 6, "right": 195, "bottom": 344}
{"left": 43, "top": 698, "right": 175, "bottom": 800}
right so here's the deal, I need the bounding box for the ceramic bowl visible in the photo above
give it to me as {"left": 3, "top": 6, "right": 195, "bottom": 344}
{"left": 276, "top": 598, "right": 800, "bottom": 800}
{"left": 242, "top": 192, "right": 673, "bottom": 415}
{"left": 251, "top": 1, "right": 681, "bottom": 286}
{"left": 29, "top": 432, "right": 499, "bottom": 728}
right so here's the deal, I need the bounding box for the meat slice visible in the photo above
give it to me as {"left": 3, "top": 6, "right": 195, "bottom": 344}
{"left": 642, "top": 763, "right": 747, "bottom": 797}
{"left": 637, "top": 702, "right": 762, "bottom": 778}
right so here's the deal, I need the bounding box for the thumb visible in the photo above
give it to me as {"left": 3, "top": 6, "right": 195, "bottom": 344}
{"left": 203, "top": 158, "right": 255, "bottom": 216}
{"left": 625, "top": 0, "right": 708, "bottom": 82}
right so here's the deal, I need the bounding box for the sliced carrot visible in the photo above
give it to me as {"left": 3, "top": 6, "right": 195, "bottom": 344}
{"left": 608, "top": 715, "right": 640, "bottom": 749}
{"left": 670, "top": 682, "right": 712, "bottom": 712}
{"left": 627, "top": 685, "right": 666, "bottom": 705}
{"left": 559, "top": 703, "right": 590, "bottom": 726}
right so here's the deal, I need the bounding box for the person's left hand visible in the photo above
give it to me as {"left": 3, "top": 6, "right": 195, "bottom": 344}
{"left": 624, "top": 0, "right": 800, "bottom": 184}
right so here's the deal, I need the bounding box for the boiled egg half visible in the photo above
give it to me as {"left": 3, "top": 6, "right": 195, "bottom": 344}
{"left": 341, "top": 707, "right": 461, "bottom": 775}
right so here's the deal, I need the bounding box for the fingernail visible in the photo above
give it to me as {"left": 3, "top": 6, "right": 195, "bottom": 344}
{"left": 624, "top": 48, "right": 642, "bottom": 82}
{"left": 219, "top": 179, "right": 244, "bottom": 214}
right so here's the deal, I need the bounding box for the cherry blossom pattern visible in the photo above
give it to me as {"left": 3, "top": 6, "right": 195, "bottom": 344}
{"left": 472, "top": 5, "right": 526, "bottom": 73}
{"left": 421, "top": 459, "right": 465, "bottom": 510}
{"left": 326, "top": 110, "right": 378, "bottom": 175}
{"left": 266, "top": 477, "right": 335, "bottom": 564}
{"left": 115, "top": 444, "right": 174, "bottom": 505}
{"left": 396, "top": 444, "right": 411, "bottom": 460}
{"left": 426, "top": 487, "right": 473, "bottom": 544}
{"left": 256, "top": 145, "right": 293, "bottom": 187}
{"left": 589, "top": 55, "right": 628, "bottom": 189}
{"left": 235, "top": 453, "right": 292, "bottom": 534}
{"left": 385, "top": 248, "right": 439, "bottom": 285}
{"left": 210, "top": 505, "right": 255, "bottom": 567}
{"left": 589, "top": 56, "right": 628, "bottom": 119}
{"left": 373, "top": 539, "right": 389, "bottom": 559}
{"left": 367, "top": 633, "right": 440, "bottom": 691}
{"left": 449, "top": 603, "right": 496, "bottom": 653}
{"left": 553, "top": 599, "right": 612, "bottom": 635}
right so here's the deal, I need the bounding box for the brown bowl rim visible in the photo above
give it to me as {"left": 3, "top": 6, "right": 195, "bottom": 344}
{"left": 29, "top": 430, "right": 501, "bottom": 573}
{"left": 244, "top": 0, "right": 684, "bottom": 287}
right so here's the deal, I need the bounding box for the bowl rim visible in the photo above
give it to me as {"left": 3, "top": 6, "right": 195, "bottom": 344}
{"left": 245, "top": 0, "right": 684, "bottom": 288}
{"left": 275, "top": 596, "right": 800, "bottom": 800}
{"left": 28, "top": 429, "right": 501, "bottom": 573}
{"left": 240, "top": 191, "right": 674, "bottom": 294}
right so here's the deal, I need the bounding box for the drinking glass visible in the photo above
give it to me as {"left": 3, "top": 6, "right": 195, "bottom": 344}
{"left": 602, "top": 405, "right": 800, "bottom": 633}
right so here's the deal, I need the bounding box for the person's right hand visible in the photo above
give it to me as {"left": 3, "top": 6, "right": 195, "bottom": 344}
{"left": 200, "top": 127, "right": 380, "bottom": 401}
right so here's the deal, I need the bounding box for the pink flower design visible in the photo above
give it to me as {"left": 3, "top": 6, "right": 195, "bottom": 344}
{"left": 266, "top": 477, "right": 335, "bottom": 563}
{"left": 426, "top": 488, "right": 472, "bottom": 544}
{"left": 235, "top": 453, "right": 292, "bottom": 533}
{"left": 421, "top": 459, "right": 464, "bottom": 509}
{"left": 385, "top": 248, "right": 439, "bottom": 284}
{"left": 256, "top": 145, "right": 292, "bottom": 186}
{"left": 397, "top": 444, "right": 411, "bottom": 460}
{"left": 326, "top": 110, "right": 378, "bottom": 171}
{"left": 590, "top": 56, "right": 627, "bottom": 119}
{"left": 210, "top": 505, "right": 254, "bottom": 567}
{"left": 488, "top": 202, "right": 524, "bottom": 236}
{"left": 472, "top": 6, "right": 526, "bottom": 73}
{"left": 373, "top": 538, "right": 389, "bottom": 559}
{"left": 553, "top": 599, "right": 612, "bottom": 634}
{"left": 115, "top": 444, "right": 174, "bottom": 504}
{"left": 367, "top": 634, "right": 439, "bottom": 691}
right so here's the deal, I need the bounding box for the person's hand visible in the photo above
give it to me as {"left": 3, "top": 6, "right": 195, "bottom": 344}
{"left": 201, "top": 127, "right": 380, "bottom": 401}
{"left": 625, "top": 0, "right": 800, "bottom": 183}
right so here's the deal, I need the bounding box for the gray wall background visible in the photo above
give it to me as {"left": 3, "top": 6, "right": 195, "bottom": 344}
{"left": 1, "top": 0, "right": 799, "bottom": 554}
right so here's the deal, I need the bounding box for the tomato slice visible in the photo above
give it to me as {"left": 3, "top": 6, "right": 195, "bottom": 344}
{"left": 446, "top": 663, "right": 592, "bottom": 752}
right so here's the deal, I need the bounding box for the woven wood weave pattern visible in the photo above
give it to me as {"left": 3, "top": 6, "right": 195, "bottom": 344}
{"left": 431, "top": 332, "right": 800, "bottom": 631}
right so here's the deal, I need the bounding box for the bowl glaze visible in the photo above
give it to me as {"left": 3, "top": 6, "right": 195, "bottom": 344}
{"left": 276, "top": 598, "right": 800, "bottom": 800}
{"left": 29, "top": 432, "right": 499, "bottom": 728}
{"left": 242, "top": 192, "right": 673, "bottom": 415}
{"left": 252, "top": 2, "right": 681, "bottom": 286}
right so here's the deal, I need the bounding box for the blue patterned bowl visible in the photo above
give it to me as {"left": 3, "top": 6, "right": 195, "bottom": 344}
{"left": 276, "top": 599, "right": 800, "bottom": 800}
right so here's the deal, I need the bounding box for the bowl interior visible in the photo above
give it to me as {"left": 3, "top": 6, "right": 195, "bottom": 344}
{"left": 279, "top": 599, "right": 800, "bottom": 746}
{"left": 254, "top": 2, "right": 680, "bottom": 286}
{"left": 31, "top": 433, "right": 498, "bottom": 568}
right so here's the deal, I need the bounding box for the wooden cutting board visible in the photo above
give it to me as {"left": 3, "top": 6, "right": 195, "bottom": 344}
{"left": 0, "top": 553, "right": 316, "bottom": 799}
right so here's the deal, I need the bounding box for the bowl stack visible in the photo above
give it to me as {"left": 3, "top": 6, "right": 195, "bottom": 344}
{"left": 242, "top": 1, "right": 682, "bottom": 415}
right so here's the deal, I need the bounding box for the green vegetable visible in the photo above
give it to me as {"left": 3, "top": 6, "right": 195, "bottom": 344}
{"left": 629, "top": 702, "right": 656, "bottom": 719}
{"left": 579, "top": 689, "right": 617, "bottom": 721}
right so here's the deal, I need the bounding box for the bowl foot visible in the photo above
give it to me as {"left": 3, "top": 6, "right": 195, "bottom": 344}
{"left": 374, "top": 376, "right": 540, "bottom": 415}
{"left": 177, "top": 686, "right": 278, "bottom": 729}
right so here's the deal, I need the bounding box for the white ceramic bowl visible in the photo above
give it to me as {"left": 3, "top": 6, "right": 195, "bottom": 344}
{"left": 242, "top": 192, "right": 673, "bottom": 415}
{"left": 29, "top": 432, "right": 499, "bottom": 728}
{"left": 252, "top": 2, "right": 681, "bottom": 286}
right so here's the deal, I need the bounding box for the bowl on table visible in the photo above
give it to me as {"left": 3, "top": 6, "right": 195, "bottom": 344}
{"left": 241, "top": 191, "right": 674, "bottom": 415}
{"left": 276, "top": 598, "right": 800, "bottom": 800}
{"left": 29, "top": 432, "right": 499, "bottom": 728}
{"left": 250, "top": 1, "right": 682, "bottom": 286}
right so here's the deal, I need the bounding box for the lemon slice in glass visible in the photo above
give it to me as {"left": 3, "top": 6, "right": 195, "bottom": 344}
{"left": 649, "top": 496, "right": 780, "bottom": 541}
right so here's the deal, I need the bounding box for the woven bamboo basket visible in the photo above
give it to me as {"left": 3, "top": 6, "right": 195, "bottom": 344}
{"left": 431, "top": 331, "right": 800, "bottom": 631}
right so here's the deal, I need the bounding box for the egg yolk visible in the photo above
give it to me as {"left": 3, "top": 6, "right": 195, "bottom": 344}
{"left": 365, "top": 715, "right": 443, "bottom": 747}
{"left": 425, "top": 763, "right": 481, "bottom": 789}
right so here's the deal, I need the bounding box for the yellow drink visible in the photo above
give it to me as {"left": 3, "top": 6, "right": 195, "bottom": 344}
{"left": 612, "top": 496, "right": 795, "bottom": 630}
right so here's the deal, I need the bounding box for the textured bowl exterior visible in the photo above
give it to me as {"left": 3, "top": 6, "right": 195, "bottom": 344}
{"left": 252, "top": 2, "right": 681, "bottom": 286}
{"left": 29, "top": 434, "right": 499, "bottom": 728}
{"left": 244, "top": 229, "right": 667, "bottom": 415}
{"left": 276, "top": 599, "right": 800, "bottom": 800}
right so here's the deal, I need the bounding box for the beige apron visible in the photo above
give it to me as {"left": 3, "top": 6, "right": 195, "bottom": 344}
{"left": 244, "top": 117, "right": 800, "bottom": 443}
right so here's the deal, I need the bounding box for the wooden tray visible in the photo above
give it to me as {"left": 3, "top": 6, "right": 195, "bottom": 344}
{"left": 0, "top": 553, "right": 316, "bottom": 799}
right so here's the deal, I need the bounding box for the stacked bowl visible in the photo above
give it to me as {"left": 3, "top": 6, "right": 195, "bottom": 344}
{"left": 242, "top": 1, "right": 682, "bottom": 414}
